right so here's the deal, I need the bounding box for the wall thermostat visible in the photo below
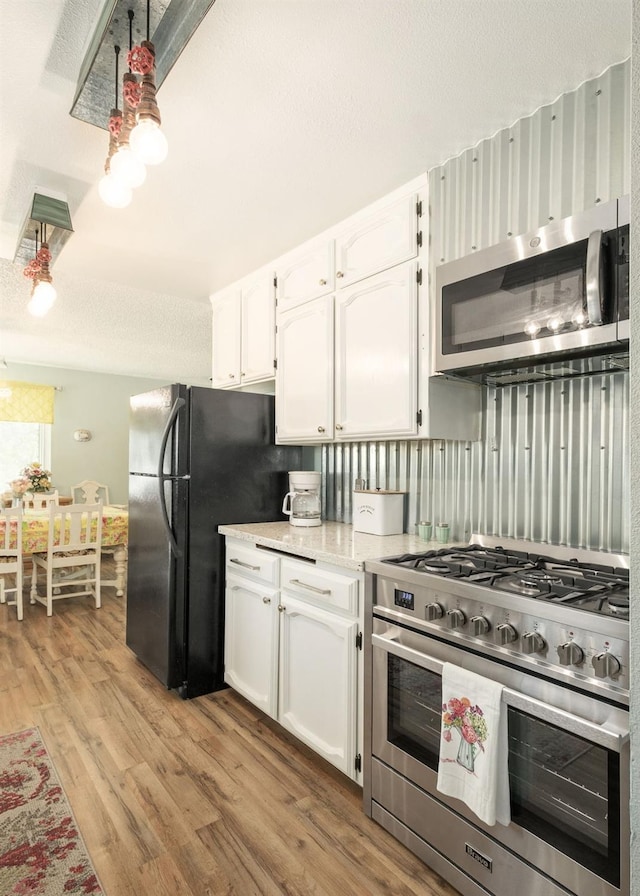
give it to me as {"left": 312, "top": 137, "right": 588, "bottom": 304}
{"left": 74, "top": 429, "right": 92, "bottom": 442}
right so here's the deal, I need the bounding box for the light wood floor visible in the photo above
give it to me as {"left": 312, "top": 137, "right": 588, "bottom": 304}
{"left": 0, "top": 560, "right": 459, "bottom": 896}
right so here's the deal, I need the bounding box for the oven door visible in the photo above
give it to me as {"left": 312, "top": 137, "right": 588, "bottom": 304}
{"left": 434, "top": 199, "right": 620, "bottom": 374}
{"left": 371, "top": 620, "right": 629, "bottom": 896}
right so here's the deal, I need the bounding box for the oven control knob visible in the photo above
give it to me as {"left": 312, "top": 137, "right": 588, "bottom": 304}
{"left": 557, "top": 641, "right": 584, "bottom": 666}
{"left": 470, "top": 615, "right": 490, "bottom": 636}
{"left": 592, "top": 651, "right": 621, "bottom": 679}
{"left": 426, "top": 602, "right": 444, "bottom": 621}
{"left": 496, "top": 623, "right": 518, "bottom": 645}
{"left": 446, "top": 608, "right": 466, "bottom": 629}
{"left": 522, "top": 631, "right": 546, "bottom": 654}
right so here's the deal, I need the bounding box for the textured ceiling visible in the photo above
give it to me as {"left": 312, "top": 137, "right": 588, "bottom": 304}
{"left": 0, "top": 0, "right": 632, "bottom": 383}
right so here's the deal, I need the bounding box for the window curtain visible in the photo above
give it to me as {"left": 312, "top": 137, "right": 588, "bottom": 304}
{"left": 0, "top": 381, "right": 55, "bottom": 423}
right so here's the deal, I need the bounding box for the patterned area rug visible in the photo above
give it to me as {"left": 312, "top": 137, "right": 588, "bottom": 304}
{"left": 0, "top": 728, "right": 104, "bottom": 895}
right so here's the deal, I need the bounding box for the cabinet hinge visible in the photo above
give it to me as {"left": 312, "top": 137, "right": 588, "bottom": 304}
{"left": 355, "top": 753, "right": 362, "bottom": 773}
{"left": 417, "top": 230, "right": 423, "bottom": 248}
{"left": 356, "top": 631, "right": 363, "bottom": 650}
{"left": 416, "top": 268, "right": 423, "bottom": 285}
{"left": 417, "top": 409, "right": 423, "bottom": 426}
{"left": 416, "top": 199, "right": 423, "bottom": 218}
{"left": 274, "top": 358, "right": 277, "bottom": 371}
{"left": 273, "top": 275, "right": 278, "bottom": 288}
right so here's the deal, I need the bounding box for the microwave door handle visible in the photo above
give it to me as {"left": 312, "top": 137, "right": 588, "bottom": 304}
{"left": 372, "top": 630, "right": 628, "bottom": 753}
{"left": 585, "top": 229, "right": 604, "bottom": 325}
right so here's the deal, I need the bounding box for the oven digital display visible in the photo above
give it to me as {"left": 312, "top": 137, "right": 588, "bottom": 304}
{"left": 394, "top": 589, "right": 414, "bottom": 611}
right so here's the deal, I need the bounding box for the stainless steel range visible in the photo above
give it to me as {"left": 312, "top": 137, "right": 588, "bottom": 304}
{"left": 363, "top": 535, "right": 630, "bottom": 896}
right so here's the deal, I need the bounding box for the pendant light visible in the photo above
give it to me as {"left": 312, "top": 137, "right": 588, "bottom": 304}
{"left": 27, "top": 225, "right": 57, "bottom": 317}
{"left": 99, "top": 45, "right": 133, "bottom": 208}
{"left": 110, "top": 11, "right": 147, "bottom": 188}
{"left": 129, "top": 0, "right": 168, "bottom": 165}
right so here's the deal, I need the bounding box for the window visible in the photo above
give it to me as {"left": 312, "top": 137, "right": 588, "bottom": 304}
{"left": 0, "top": 422, "right": 51, "bottom": 493}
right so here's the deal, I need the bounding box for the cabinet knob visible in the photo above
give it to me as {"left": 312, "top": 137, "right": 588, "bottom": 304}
{"left": 319, "top": 278, "right": 327, "bottom": 285}
{"left": 228, "top": 373, "right": 235, "bottom": 379}
{"left": 336, "top": 271, "right": 344, "bottom": 278}
{"left": 317, "top": 426, "right": 325, "bottom": 433}
{"left": 335, "top": 423, "right": 343, "bottom": 431}
{"left": 277, "top": 604, "right": 286, "bottom": 613}
{"left": 240, "top": 372, "right": 245, "bottom": 377}
{"left": 262, "top": 596, "right": 271, "bottom": 604}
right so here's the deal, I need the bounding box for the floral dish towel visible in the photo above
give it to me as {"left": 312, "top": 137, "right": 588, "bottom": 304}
{"left": 436, "top": 662, "right": 510, "bottom": 826}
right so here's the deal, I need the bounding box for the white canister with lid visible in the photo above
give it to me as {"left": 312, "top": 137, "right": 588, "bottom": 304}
{"left": 352, "top": 488, "right": 405, "bottom": 536}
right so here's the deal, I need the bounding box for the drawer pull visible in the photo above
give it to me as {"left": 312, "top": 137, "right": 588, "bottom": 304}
{"left": 289, "top": 578, "right": 332, "bottom": 595}
{"left": 262, "top": 596, "right": 271, "bottom": 604}
{"left": 229, "top": 558, "right": 260, "bottom": 571}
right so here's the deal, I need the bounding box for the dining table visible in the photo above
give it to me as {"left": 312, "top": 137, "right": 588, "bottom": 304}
{"left": 4, "top": 504, "right": 129, "bottom": 597}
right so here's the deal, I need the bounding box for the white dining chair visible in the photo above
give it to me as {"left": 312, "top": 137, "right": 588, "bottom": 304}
{"left": 30, "top": 502, "right": 103, "bottom": 616}
{"left": 71, "top": 480, "right": 110, "bottom": 505}
{"left": 24, "top": 490, "right": 59, "bottom": 509}
{"left": 0, "top": 505, "right": 24, "bottom": 621}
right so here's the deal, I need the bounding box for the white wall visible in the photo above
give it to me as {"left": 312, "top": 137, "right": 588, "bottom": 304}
{"left": 3, "top": 363, "right": 167, "bottom": 503}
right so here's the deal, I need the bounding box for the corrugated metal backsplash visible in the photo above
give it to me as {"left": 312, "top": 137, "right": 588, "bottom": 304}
{"left": 322, "top": 59, "right": 630, "bottom": 554}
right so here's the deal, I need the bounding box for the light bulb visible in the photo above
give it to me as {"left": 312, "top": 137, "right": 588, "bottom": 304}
{"left": 130, "top": 119, "right": 168, "bottom": 165}
{"left": 572, "top": 310, "right": 587, "bottom": 327}
{"left": 110, "top": 146, "right": 146, "bottom": 188}
{"left": 28, "top": 280, "right": 57, "bottom": 316}
{"left": 99, "top": 173, "right": 133, "bottom": 208}
{"left": 524, "top": 320, "right": 540, "bottom": 337}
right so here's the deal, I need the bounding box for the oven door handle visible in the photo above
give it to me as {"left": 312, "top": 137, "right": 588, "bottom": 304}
{"left": 372, "top": 630, "right": 629, "bottom": 753}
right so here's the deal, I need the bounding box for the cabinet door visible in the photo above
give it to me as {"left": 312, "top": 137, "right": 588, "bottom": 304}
{"left": 335, "top": 261, "right": 418, "bottom": 440}
{"left": 275, "top": 295, "right": 334, "bottom": 443}
{"left": 211, "top": 289, "right": 241, "bottom": 387}
{"left": 276, "top": 240, "right": 335, "bottom": 312}
{"left": 335, "top": 193, "right": 418, "bottom": 288}
{"left": 224, "top": 573, "right": 278, "bottom": 717}
{"left": 241, "top": 274, "right": 276, "bottom": 383}
{"left": 278, "top": 594, "right": 358, "bottom": 778}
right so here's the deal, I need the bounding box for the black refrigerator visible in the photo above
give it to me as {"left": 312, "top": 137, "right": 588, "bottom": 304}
{"left": 126, "top": 384, "right": 302, "bottom": 698}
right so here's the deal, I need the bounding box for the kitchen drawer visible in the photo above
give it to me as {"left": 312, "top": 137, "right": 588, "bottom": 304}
{"left": 225, "top": 541, "right": 279, "bottom": 586}
{"left": 280, "top": 557, "right": 358, "bottom": 616}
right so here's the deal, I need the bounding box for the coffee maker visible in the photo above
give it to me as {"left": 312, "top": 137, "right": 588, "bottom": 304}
{"left": 282, "top": 471, "right": 322, "bottom": 527}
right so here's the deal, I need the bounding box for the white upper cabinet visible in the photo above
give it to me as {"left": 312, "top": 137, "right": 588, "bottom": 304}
{"left": 211, "top": 287, "right": 242, "bottom": 388}
{"left": 335, "top": 260, "right": 418, "bottom": 440}
{"left": 211, "top": 270, "right": 275, "bottom": 388}
{"left": 334, "top": 193, "right": 420, "bottom": 288}
{"left": 276, "top": 294, "right": 334, "bottom": 443}
{"left": 276, "top": 239, "right": 335, "bottom": 312}
{"left": 241, "top": 274, "right": 276, "bottom": 383}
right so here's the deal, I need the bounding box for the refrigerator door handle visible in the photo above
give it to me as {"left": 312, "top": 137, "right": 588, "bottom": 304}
{"left": 158, "top": 396, "right": 186, "bottom": 557}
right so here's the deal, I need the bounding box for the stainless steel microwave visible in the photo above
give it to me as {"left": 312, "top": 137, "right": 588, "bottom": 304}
{"left": 435, "top": 196, "right": 629, "bottom": 382}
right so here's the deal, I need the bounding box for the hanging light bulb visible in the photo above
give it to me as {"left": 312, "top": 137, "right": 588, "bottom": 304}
{"left": 110, "top": 13, "right": 146, "bottom": 189}
{"left": 129, "top": 1, "right": 168, "bottom": 165}
{"left": 99, "top": 46, "right": 134, "bottom": 207}
{"left": 99, "top": 172, "right": 133, "bottom": 208}
{"left": 27, "top": 225, "right": 57, "bottom": 316}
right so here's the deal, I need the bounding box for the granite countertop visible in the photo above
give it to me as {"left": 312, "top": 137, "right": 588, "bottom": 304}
{"left": 218, "top": 521, "right": 465, "bottom": 571}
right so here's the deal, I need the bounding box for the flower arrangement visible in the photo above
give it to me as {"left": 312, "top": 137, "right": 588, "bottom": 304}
{"left": 9, "top": 477, "right": 31, "bottom": 497}
{"left": 442, "top": 696, "right": 488, "bottom": 749}
{"left": 20, "top": 462, "right": 52, "bottom": 493}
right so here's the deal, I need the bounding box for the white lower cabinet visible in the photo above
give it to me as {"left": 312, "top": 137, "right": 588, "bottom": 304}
{"left": 224, "top": 573, "right": 278, "bottom": 717}
{"left": 279, "top": 596, "right": 358, "bottom": 776}
{"left": 224, "top": 538, "right": 363, "bottom": 783}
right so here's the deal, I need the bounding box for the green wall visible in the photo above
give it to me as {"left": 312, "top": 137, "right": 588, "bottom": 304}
{"left": 4, "top": 363, "right": 168, "bottom": 504}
